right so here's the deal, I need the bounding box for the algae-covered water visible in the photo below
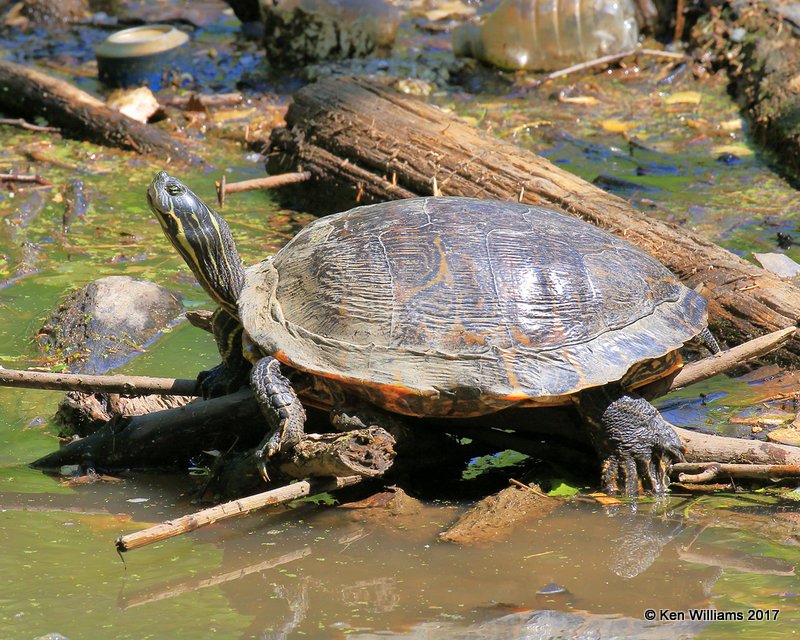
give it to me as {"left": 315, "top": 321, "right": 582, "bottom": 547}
{"left": 1, "top": 3, "right": 800, "bottom": 639}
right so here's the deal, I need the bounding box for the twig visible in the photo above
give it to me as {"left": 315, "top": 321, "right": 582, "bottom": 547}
{"left": 0, "top": 118, "right": 60, "bottom": 133}
{"left": 670, "top": 326, "right": 797, "bottom": 391}
{"left": 163, "top": 92, "right": 244, "bottom": 108}
{"left": 215, "top": 171, "right": 312, "bottom": 207}
{"left": 672, "top": 462, "right": 800, "bottom": 482}
{"left": 0, "top": 366, "right": 199, "bottom": 396}
{"left": 116, "top": 475, "right": 362, "bottom": 552}
{"left": 529, "top": 48, "right": 688, "bottom": 87}
{"left": 0, "top": 173, "right": 53, "bottom": 186}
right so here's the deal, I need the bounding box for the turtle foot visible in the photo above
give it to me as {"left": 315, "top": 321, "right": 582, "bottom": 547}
{"left": 575, "top": 386, "right": 684, "bottom": 497}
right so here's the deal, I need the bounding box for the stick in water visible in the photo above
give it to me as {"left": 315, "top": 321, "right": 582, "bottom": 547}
{"left": 116, "top": 475, "right": 362, "bottom": 552}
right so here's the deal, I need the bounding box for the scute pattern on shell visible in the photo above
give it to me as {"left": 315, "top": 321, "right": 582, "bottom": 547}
{"left": 239, "top": 197, "right": 707, "bottom": 417}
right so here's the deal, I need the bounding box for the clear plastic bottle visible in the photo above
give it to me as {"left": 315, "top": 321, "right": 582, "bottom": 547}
{"left": 452, "top": 0, "right": 639, "bottom": 71}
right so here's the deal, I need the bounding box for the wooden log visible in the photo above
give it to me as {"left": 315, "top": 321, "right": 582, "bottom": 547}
{"left": 116, "top": 475, "right": 362, "bottom": 552}
{"left": 267, "top": 76, "right": 800, "bottom": 360}
{"left": 0, "top": 60, "right": 202, "bottom": 164}
{"left": 31, "top": 389, "right": 260, "bottom": 470}
{"left": 672, "top": 461, "right": 800, "bottom": 482}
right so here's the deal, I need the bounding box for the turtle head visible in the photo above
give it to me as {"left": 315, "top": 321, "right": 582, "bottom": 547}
{"left": 148, "top": 171, "right": 244, "bottom": 314}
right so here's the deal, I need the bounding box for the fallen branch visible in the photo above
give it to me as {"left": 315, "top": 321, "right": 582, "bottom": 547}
{"left": 670, "top": 326, "right": 798, "bottom": 391}
{"left": 0, "top": 117, "right": 60, "bottom": 133}
{"left": 531, "top": 48, "right": 687, "bottom": 87}
{"left": 215, "top": 171, "right": 312, "bottom": 207}
{"left": 672, "top": 461, "right": 800, "bottom": 482}
{"left": 116, "top": 475, "right": 362, "bottom": 552}
{"left": 0, "top": 366, "right": 199, "bottom": 397}
{"left": 0, "top": 60, "right": 202, "bottom": 164}
{"left": 0, "top": 173, "right": 53, "bottom": 186}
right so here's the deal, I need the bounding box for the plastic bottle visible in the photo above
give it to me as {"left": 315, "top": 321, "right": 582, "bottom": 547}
{"left": 452, "top": 0, "right": 639, "bottom": 71}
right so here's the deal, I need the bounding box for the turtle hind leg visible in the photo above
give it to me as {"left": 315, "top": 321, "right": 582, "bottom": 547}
{"left": 573, "top": 384, "right": 684, "bottom": 497}
{"left": 251, "top": 356, "right": 306, "bottom": 481}
{"left": 697, "top": 327, "right": 721, "bottom": 354}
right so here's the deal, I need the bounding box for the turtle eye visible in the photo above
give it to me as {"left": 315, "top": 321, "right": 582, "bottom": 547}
{"left": 165, "top": 182, "right": 185, "bottom": 196}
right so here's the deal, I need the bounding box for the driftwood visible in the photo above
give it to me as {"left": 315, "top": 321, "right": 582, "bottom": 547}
{"left": 116, "top": 475, "right": 362, "bottom": 552}
{"left": 215, "top": 171, "right": 312, "bottom": 206}
{"left": 267, "top": 76, "right": 800, "bottom": 360}
{"left": 0, "top": 60, "right": 201, "bottom": 164}
{"left": 672, "top": 461, "right": 800, "bottom": 482}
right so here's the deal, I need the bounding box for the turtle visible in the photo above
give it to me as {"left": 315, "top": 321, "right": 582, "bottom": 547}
{"left": 147, "top": 171, "right": 719, "bottom": 496}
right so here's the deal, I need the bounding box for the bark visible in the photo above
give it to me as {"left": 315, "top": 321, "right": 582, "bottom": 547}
{"left": 691, "top": 0, "right": 800, "bottom": 180}
{"left": 0, "top": 60, "right": 202, "bottom": 164}
{"left": 267, "top": 76, "right": 800, "bottom": 360}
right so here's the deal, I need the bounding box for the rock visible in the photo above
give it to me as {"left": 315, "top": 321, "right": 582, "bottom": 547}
{"left": 38, "top": 275, "right": 183, "bottom": 374}
{"left": 263, "top": 0, "right": 400, "bottom": 67}
{"left": 439, "top": 484, "right": 561, "bottom": 545}
{"left": 767, "top": 427, "right": 800, "bottom": 447}
{"left": 107, "top": 87, "right": 161, "bottom": 123}
{"left": 753, "top": 252, "right": 800, "bottom": 278}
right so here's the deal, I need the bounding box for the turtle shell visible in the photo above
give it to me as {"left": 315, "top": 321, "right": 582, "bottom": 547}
{"left": 239, "top": 197, "right": 707, "bottom": 417}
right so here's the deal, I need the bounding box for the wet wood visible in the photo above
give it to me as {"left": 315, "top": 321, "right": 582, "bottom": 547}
{"left": 670, "top": 326, "right": 798, "bottom": 390}
{"left": 0, "top": 366, "right": 199, "bottom": 397}
{"left": 267, "top": 76, "right": 800, "bottom": 360}
{"left": 0, "top": 60, "right": 201, "bottom": 164}
{"left": 676, "top": 426, "right": 800, "bottom": 466}
{"left": 439, "top": 483, "right": 561, "bottom": 545}
{"left": 672, "top": 461, "right": 800, "bottom": 482}
{"left": 276, "top": 428, "right": 396, "bottom": 479}
{"left": 216, "top": 171, "right": 312, "bottom": 206}
{"left": 116, "top": 475, "right": 362, "bottom": 552}
{"left": 692, "top": 1, "right": 800, "bottom": 180}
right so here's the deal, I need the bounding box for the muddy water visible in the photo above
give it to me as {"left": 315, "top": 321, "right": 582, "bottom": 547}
{"left": 2, "top": 4, "right": 800, "bottom": 639}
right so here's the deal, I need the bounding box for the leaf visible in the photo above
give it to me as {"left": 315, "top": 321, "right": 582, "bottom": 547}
{"left": 664, "top": 91, "right": 702, "bottom": 105}
{"left": 600, "top": 118, "right": 635, "bottom": 133}
{"left": 547, "top": 480, "right": 580, "bottom": 497}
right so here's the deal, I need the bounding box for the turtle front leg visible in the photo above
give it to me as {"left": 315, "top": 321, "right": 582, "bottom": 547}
{"left": 250, "top": 356, "right": 306, "bottom": 481}
{"left": 198, "top": 307, "right": 251, "bottom": 397}
{"left": 573, "top": 384, "right": 684, "bottom": 497}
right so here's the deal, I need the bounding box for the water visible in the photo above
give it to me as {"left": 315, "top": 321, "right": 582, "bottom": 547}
{"left": 1, "top": 2, "right": 800, "bottom": 638}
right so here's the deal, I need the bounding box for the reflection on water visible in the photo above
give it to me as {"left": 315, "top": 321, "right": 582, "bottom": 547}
{"left": 2, "top": 476, "right": 797, "bottom": 639}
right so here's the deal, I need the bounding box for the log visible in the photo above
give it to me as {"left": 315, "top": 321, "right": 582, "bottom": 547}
{"left": 267, "top": 76, "right": 800, "bottom": 360}
{"left": 116, "top": 475, "right": 362, "bottom": 552}
{"left": 0, "top": 60, "right": 202, "bottom": 164}
{"left": 672, "top": 461, "right": 800, "bottom": 482}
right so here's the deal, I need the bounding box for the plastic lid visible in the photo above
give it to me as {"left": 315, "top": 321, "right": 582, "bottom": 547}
{"left": 95, "top": 25, "right": 189, "bottom": 59}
